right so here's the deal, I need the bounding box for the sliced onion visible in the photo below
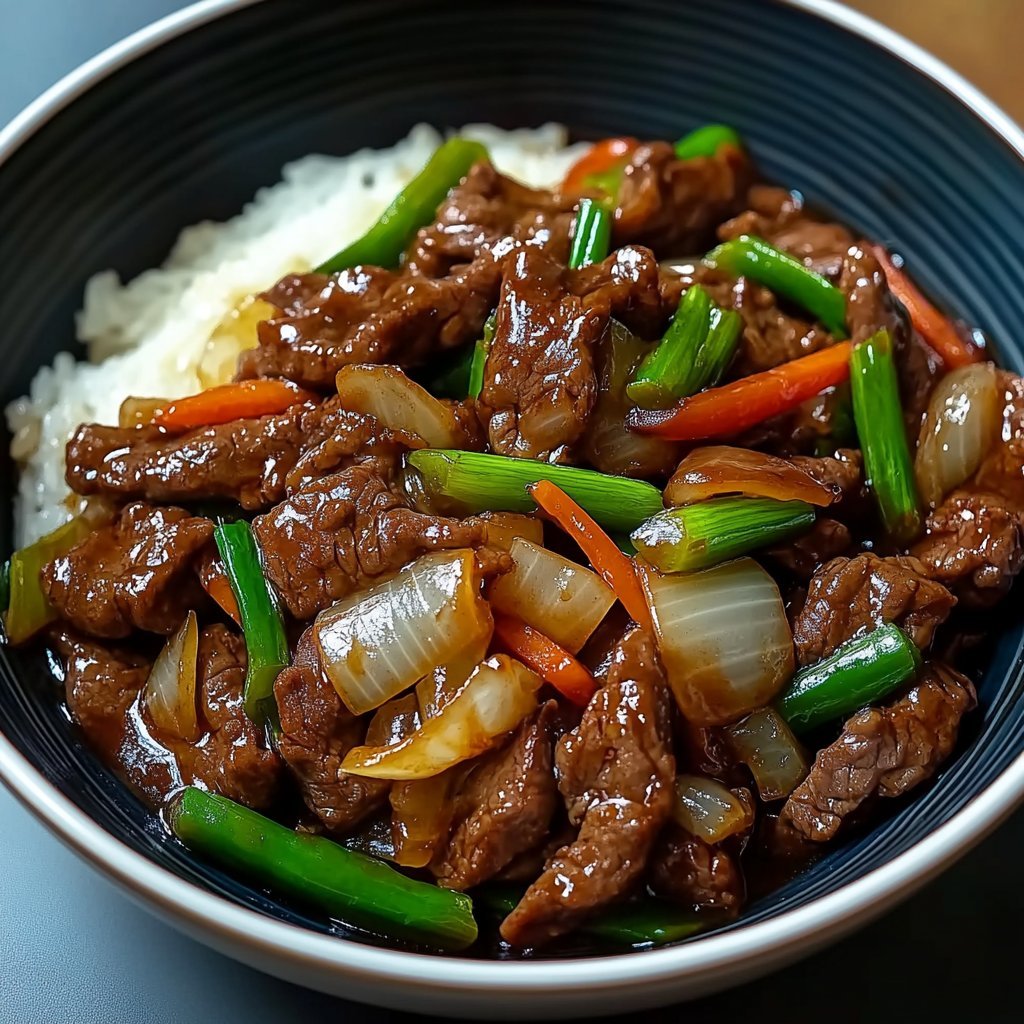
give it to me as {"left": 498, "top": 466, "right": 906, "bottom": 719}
{"left": 197, "top": 294, "right": 279, "bottom": 389}
{"left": 467, "top": 511, "right": 544, "bottom": 552}
{"left": 665, "top": 446, "right": 837, "bottom": 508}
{"left": 142, "top": 610, "right": 200, "bottom": 742}
{"left": 341, "top": 655, "right": 541, "bottom": 780}
{"left": 390, "top": 768, "right": 461, "bottom": 868}
{"left": 915, "top": 362, "right": 1000, "bottom": 508}
{"left": 727, "top": 706, "right": 808, "bottom": 800}
{"left": 639, "top": 557, "right": 794, "bottom": 726}
{"left": 487, "top": 538, "right": 615, "bottom": 653}
{"left": 314, "top": 549, "right": 492, "bottom": 715}
{"left": 118, "top": 397, "right": 169, "bottom": 429}
{"left": 673, "top": 774, "right": 754, "bottom": 843}
{"left": 415, "top": 634, "right": 491, "bottom": 719}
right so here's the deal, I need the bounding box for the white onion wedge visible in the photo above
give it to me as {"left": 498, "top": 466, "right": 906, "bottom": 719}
{"left": 314, "top": 549, "right": 492, "bottom": 715}
{"left": 673, "top": 774, "right": 754, "bottom": 843}
{"left": 639, "top": 557, "right": 794, "bottom": 726}
{"left": 487, "top": 538, "right": 615, "bottom": 653}
{"left": 727, "top": 706, "right": 808, "bottom": 800}
{"left": 142, "top": 610, "right": 200, "bottom": 741}
{"left": 467, "top": 511, "right": 544, "bottom": 552}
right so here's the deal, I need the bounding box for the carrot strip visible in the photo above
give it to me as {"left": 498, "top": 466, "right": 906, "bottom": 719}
{"left": 628, "top": 341, "right": 853, "bottom": 442}
{"left": 872, "top": 246, "right": 981, "bottom": 369}
{"left": 492, "top": 613, "right": 596, "bottom": 706}
{"left": 154, "top": 379, "right": 315, "bottom": 432}
{"left": 562, "top": 137, "right": 639, "bottom": 195}
{"left": 529, "top": 480, "right": 652, "bottom": 630}
{"left": 202, "top": 568, "right": 242, "bottom": 627}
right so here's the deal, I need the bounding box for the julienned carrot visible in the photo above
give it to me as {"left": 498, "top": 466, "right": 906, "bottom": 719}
{"left": 872, "top": 246, "right": 981, "bottom": 369}
{"left": 492, "top": 613, "right": 596, "bottom": 706}
{"left": 154, "top": 380, "right": 315, "bottom": 432}
{"left": 529, "top": 480, "right": 652, "bottom": 630}
{"left": 202, "top": 567, "right": 242, "bottom": 627}
{"left": 562, "top": 137, "right": 639, "bottom": 195}
{"left": 627, "top": 341, "right": 853, "bottom": 442}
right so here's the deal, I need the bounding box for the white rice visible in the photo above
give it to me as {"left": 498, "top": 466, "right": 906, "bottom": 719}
{"left": 5, "top": 124, "right": 587, "bottom": 549}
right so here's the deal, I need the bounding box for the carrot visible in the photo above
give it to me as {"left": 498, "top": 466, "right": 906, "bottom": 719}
{"left": 529, "top": 480, "right": 652, "bottom": 630}
{"left": 492, "top": 613, "right": 596, "bottom": 706}
{"left": 872, "top": 246, "right": 981, "bottom": 369}
{"left": 154, "top": 379, "right": 315, "bottom": 432}
{"left": 628, "top": 340, "right": 853, "bottom": 442}
{"left": 202, "top": 567, "right": 242, "bottom": 627}
{"left": 562, "top": 137, "right": 639, "bottom": 195}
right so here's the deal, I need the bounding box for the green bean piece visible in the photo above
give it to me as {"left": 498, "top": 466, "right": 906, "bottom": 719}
{"left": 675, "top": 124, "right": 743, "bottom": 160}
{"left": 569, "top": 198, "right": 612, "bottom": 269}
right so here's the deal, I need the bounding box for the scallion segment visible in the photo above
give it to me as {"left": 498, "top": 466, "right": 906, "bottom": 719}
{"left": 407, "top": 450, "right": 663, "bottom": 532}
{"left": 632, "top": 497, "right": 816, "bottom": 573}
{"left": 674, "top": 124, "right": 743, "bottom": 160}
{"left": 467, "top": 313, "right": 496, "bottom": 398}
{"left": 569, "top": 198, "right": 612, "bottom": 269}
{"left": 849, "top": 329, "right": 922, "bottom": 543}
{"left": 170, "top": 788, "right": 477, "bottom": 951}
{"left": 778, "top": 623, "right": 921, "bottom": 733}
{"left": 705, "top": 234, "right": 848, "bottom": 337}
{"left": 213, "top": 521, "right": 289, "bottom": 729}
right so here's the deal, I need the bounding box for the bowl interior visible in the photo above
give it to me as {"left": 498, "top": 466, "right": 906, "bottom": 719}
{"left": 1, "top": 0, "right": 1023, "bottom": 959}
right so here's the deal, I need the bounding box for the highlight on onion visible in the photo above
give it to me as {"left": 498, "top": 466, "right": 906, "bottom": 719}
{"left": 118, "top": 397, "right": 169, "bottom": 429}
{"left": 487, "top": 538, "right": 615, "bottom": 653}
{"left": 673, "top": 774, "right": 754, "bottom": 844}
{"left": 415, "top": 635, "right": 491, "bottom": 720}
{"left": 915, "top": 362, "right": 1000, "bottom": 508}
{"left": 639, "top": 557, "right": 794, "bottom": 726}
{"left": 314, "top": 549, "right": 492, "bottom": 715}
{"left": 727, "top": 706, "right": 808, "bottom": 800}
{"left": 142, "top": 610, "right": 200, "bottom": 742}
{"left": 467, "top": 511, "right": 544, "bottom": 552}
{"left": 665, "top": 446, "right": 838, "bottom": 508}
{"left": 341, "top": 655, "right": 541, "bottom": 780}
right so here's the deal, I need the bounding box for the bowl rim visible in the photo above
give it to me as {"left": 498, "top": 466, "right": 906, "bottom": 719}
{"left": 2, "top": 0, "right": 1024, "bottom": 998}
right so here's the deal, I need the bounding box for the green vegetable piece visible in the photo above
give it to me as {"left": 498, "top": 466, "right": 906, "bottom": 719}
{"left": 315, "top": 137, "right": 489, "bottom": 274}
{"left": 850, "top": 329, "right": 922, "bottom": 543}
{"left": 213, "top": 521, "right": 289, "bottom": 729}
{"left": 813, "top": 381, "right": 856, "bottom": 456}
{"left": 407, "top": 449, "right": 664, "bottom": 533}
{"left": 569, "top": 197, "right": 612, "bottom": 269}
{"left": 674, "top": 124, "right": 743, "bottom": 160}
{"left": 632, "top": 497, "right": 816, "bottom": 573}
{"left": 705, "top": 234, "right": 848, "bottom": 338}
{"left": 426, "top": 345, "right": 476, "bottom": 399}
{"left": 467, "top": 313, "right": 497, "bottom": 398}
{"left": 170, "top": 788, "right": 477, "bottom": 951}
{"left": 778, "top": 623, "right": 922, "bottom": 734}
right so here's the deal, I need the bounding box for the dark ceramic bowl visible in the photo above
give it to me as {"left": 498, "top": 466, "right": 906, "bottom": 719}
{"left": 1, "top": 0, "right": 1023, "bottom": 1016}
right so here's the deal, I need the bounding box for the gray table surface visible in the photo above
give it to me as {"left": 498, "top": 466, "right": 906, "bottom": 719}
{"left": 1, "top": 3, "right": 1022, "bottom": 1021}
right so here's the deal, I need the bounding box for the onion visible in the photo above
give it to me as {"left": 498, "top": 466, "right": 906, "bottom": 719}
{"left": 391, "top": 768, "right": 461, "bottom": 868}
{"left": 142, "top": 610, "right": 200, "bottom": 741}
{"left": 665, "top": 446, "right": 837, "bottom": 507}
{"left": 487, "top": 538, "right": 615, "bottom": 653}
{"left": 727, "top": 706, "right": 808, "bottom": 800}
{"left": 915, "top": 362, "right": 1000, "bottom": 508}
{"left": 415, "top": 635, "right": 490, "bottom": 719}
{"left": 468, "top": 511, "right": 544, "bottom": 552}
{"left": 314, "top": 549, "right": 492, "bottom": 715}
{"left": 341, "top": 655, "right": 541, "bottom": 780}
{"left": 639, "top": 557, "right": 794, "bottom": 726}
{"left": 672, "top": 774, "right": 754, "bottom": 843}
{"left": 336, "top": 364, "right": 470, "bottom": 448}
{"left": 118, "top": 397, "right": 169, "bottom": 429}
{"left": 197, "top": 294, "right": 279, "bottom": 388}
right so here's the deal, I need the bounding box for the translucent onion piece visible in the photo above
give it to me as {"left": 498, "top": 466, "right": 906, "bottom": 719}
{"left": 467, "top": 511, "right": 544, "bottom": 552}
{"left": 673, "top": 774, "right": 754, "bottom": 843}
{"left": 118, "top": 397, "right": 169, "bottom": 429}
{"left": 415, "top": 635, "right": 491, "bottom": 720}
{"left": 314, "top": 550, "right": 492, "bottom": 715}
{"left": 665, "top": 446, "right": 837, "bottom": 507}
{"left": 915, "top": 362, "right": 1000, "bottom": 508}
{"left": 391, "top": 768, "right": 461, "bottom": 868}
{"left": 487, "top": 538, "right": 615, "bottom": 654}
{"left": 727, "top": 706, "right": 808, "bottom": 800}
{"left": 639, "top": 557, "right": 794, "bottom": 726}
{"left": 197, "top": 295, "right": 279, "bottom": 389}
{"left": 341, "top": 655, "right": 541, "bottom": 780}
{"left": 142, "top": 610, "right": 200, "bottom": 742}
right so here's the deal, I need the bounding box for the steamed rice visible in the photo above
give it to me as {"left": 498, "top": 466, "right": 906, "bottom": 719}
{"left": 5, "top": 124, "right": 586, "bottom": 549}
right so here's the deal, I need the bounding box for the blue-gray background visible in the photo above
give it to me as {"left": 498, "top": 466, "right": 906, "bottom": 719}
{"left": 0, "top": 3, "right": 1020, "bottom": 1022}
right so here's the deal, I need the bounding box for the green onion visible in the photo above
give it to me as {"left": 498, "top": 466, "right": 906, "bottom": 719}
{"left": 569, "top": 197, "right": 612, "bottom": 269}
{"left": 702, "top": 306, "right": 743, "bottom": 387}
{"left": 316, "top": 137, "right": 489, "bottom": 274}
{"left": 170, "top": 788, "right": 477, "bottom": 950}
{"left": 214, "top": 521, "right": 289, "bottom": 729}
{"left": 407, "top": 449, "right": 663, "bottom": 532}
{"left": 705, "top": 234, "right": 848, "bottom": 337}
{"left": 632, "top": 497, "right": 816, "bottom": 573}
{"left": 467, "top": 312, "right": 496, "bottom": 399}
{"left": 849, "top": 329, "right": 921, "bottom": 543}
{"left": 675, "top": 124, "right": 743, "bottom": 160}
{"left": 778, "top": 623, "right": 921, "bottom": 733}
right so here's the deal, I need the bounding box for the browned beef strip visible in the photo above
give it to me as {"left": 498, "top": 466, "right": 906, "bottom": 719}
{"left": 765, "top": 518, "right": 853, "bottom": 580}
{"left": 43, "top": 503, "right": 212, "bottom": 639}
{"left": 274, "top": 627, "right": 389, "bottom": 832}
{"left": 779, "top": 663, "right": 976, "bottom": 842}
{"left": 253, "top": 464, "right": 484, "bottom": 619}
{"left": 500, "top": 629, "right": 675, "bottom": 948}
{"left": 911, "top": 491, "right": 1024, "bottom": 607}
{"left": 974, "top": 371, "right": 1024, "bottom": 508}
{"left": 433, "top": 701, "right": 560, "bottom": 891}
{"left": 792, "top": 553, "right": 956, "bottom": 666}
{"left": 790, "top": 449, "right": 863, "bottom": 501}
{"left": 569, "top": 244, "right": 668, "bottom": 339}
{"left": 647, "top": 825, "right": 745, "bottom": 914}
{"left": 837, "top": 243, "right": 901, "bottom": 345}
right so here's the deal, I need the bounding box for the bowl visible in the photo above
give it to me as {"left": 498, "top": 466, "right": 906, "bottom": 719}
{"left": 2, "top": 0, "right": 1023, "bottom": 1017}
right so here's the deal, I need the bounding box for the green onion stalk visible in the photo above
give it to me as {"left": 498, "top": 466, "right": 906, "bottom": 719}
{"left": 467, "top": 312, "right": 497, "bottom": 399}
{"left": 568, "top": 198, "right": 612, "bottom": 269}
{"left": 675, "top": 124, "right": 743, "bottom": 160}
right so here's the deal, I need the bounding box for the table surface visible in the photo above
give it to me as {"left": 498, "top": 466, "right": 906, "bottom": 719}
{"left": 1, "top": 3, "right": 1022, "bottom": 1022}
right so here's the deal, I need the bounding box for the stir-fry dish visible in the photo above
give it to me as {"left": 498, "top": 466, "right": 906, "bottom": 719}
{"left": 4, "top": 123, "right": 1021, "bottom": 955}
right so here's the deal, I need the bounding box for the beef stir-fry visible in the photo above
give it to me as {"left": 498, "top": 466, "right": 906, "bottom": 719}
{"left": 5, "top": 124, "right": 1018, "bottom": 954}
